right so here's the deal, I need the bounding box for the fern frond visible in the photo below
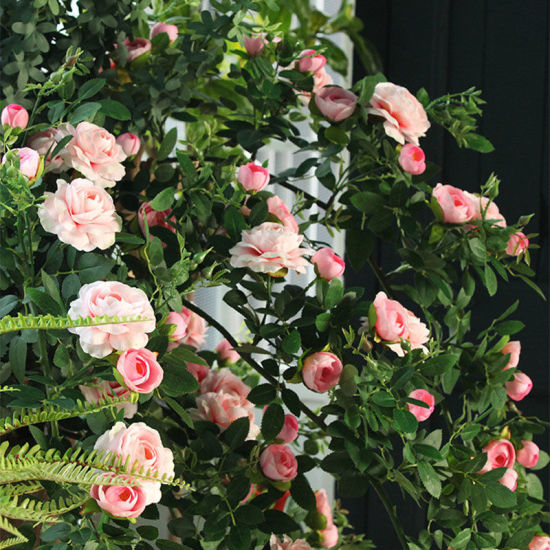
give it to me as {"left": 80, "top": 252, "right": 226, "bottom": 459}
{"left": 0, "top": 481, "right": 43, "bottom": 497}
{"left": 0, "top": 313, "right": 154, "bottom": 335}
{"left": 0, "top": 393, "right": 139, "bottom": 436}
{"left": 0, "top": 387, "right": 17, "bottom": 393}
{"left": 0, "top": 516, "right": 27, "bottom": 549}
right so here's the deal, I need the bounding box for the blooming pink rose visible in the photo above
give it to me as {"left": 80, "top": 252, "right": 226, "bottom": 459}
{"left": 61, "top": 122, "right": 126, "bottom": 188}
{"left": 116, "top": 348, "right": 163, "bottom": 393}
{"left": 398, "top": 144, "right": 426, "bottom": 175}
{"left": 367, "top": 82, "right": 430, "bottom": 145}
{"left": 138, "top": 201, "right": 177, "bottom": 244}
{"left": 187, "top": 362, "right": 210, "bottom": 384}
{"left": 68, "top": 281, "right": 156, "bottom": 359}
{"left": 79, "top": 380, "right": 137, "bottom": 418}
{"left": 302, "top": 352, "right": 343, "bottom": 393}
{"left": 1, "top": 104, "right": 28, "bottom": 129}
{"left": 529, "top": 536, "right": 550, "bottom": 549}
{"left": 407, "top": 389, "right": 435, "bottom": 421}
{"left": 278, "top": 414, "right": 298, "bottom": 443}
{"left": 38, "top": 178, "right": 121, "bottom": 252}
{"left": 517, "top": 440, "right": 539, "bottom": 468}
{"left": 315, "top": 86, "right": 358, "bottom": 122}
{"left": 479, "top": 439, "right": 516, "bottom": 474}
{"left": 90, "top": 475, "right": 147, "bottom": 518}
{"left": 116, "top": 133, "right": 140, "bottom": 156}
{"left": 316, "top": 489, "right": 338, "bottom": 548}
{"left": 191, "top": 391, "right": 259, "bottom": 439}
{"left": 506, "top": 372, "right": 533, "bottom": 401}
{"left": 237, "top": 162, "right": 270, "bottom": 192}
{"left": 297, "top": 49, "right": 327, "bottom": 74}
{"left": 270, "top": 535, "right": 313, "bottom": 550}
{"left": 229, "top": 222, "right": 311, "bottom": 275}
{"left": 166, "top": 306, "right": 207, "bottom": 351}
{"left": 216, "top": 338, "right": 240, "bottom": 364}
{"left": 267, "top": 195, "right": 299, "bottom": 232}
{"left": 150, "top": 22, "right": 178, "bottom": 43}
{"left": 311, "top": 247, "right": 345, "bottom": 281}
{"left": 200, "top": 368, "right": 250, "bottom": 399}
{"left": 122, "top": 37, "right": 152, "bottom": 62}
{"left": 244, "top": 35, "right": 266, "bottom": 57}
{"left": 499, "top": 468, "right": 518, "bottom": 491}
{"left": 3, "top": 148, "right": 41, "bottom": 179}
{"left": 94, "top": 422, "right": 174, "bottom": 504}
{"left": 506, "top": 231, "right": 529, "bottom": 256}
{"left": 502, "top": 340, "right": 521, "bottom": 370}
{"left": 402, "top": 311, "right": 430, "bottom": 355}
{"left": 28, "top": 128, "right": 65, "bottom": 172}
{"left": 466, "top": 194, "right": 507, "bottom": 228}
{"left": 260, "top": 444, "right": 298, "bottom": 482}
{"left": 432, "top": 183, "right": 477, "bottom": 224}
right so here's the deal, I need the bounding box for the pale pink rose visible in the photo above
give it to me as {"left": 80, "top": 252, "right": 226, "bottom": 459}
{"left": 315, "top": 86, "right": 358, "bottom": 122}
{"left": 407, "top": 389, "right": 435, "bottom": 421}
{"left": 260, "top": 444, "right": 298, "bottom": 482}
{"left": 479, "top": 439, "right": 516, "bottom": 474}
{"left": 401, "top": 310, "right": 430, "bottom": 354}
{"left": 506, "top": 372, "right": 533, "bottom": 401}
{"left": 302, "top": 352, "right": 343, "bottom": 393}
{"left": 94, "top": 422, "right": 174, "bottom": 504}
{"left": 244, "top": 35, "right": 266, "bottom": 57}
{"left": 502, "top": 341, "right": 521, "bottom": 370}
{"left": 297, "top": 67, "right": 333, "bottom": 105}
{"left": 278, "top": 414, "right": 298, "bottom": 443}
{"left": 138, "top": 201, "right": 177, "bottom": 244}
{"left": 506, "top": 231, "right": 529, "bottom": 256}
{"left": 1, "top": 104, "right": 28, "bottom": 129}
{"left": 68, "top": 281, "right": 156, "bottom": 359}
{"left": 267, "top": 195, "right": 299, "bottom": 232}
{"left": 150, "top": 22, "right": 178, "bottom": 43}
{"left": 229, "top": 222, "right": 311, "bottom": 275}
{"left": 116, "top": 348, "right": 163, "bottom": 393}
{"left": 38, "top": 178, "right": 121, "bottom": 252}
{"left": 191, "top": 391, "right": 259, "bottom": 439}
{"left": 28, "top": 128, "right": 65, "bottom": 172}
{"left": 61, "top": 122, "right": 126, "bottom": 188}
{"left": 3, "top": 147, "right": 41, "bottom": 179}
{"left": 216, "top": 338, "right": 240, "bottom": 364}
{"left": 529, "top": 536, "right": 550, "bottom": 549}
{"left": 122, "top": 37, "right": 152, "bottom": 62}
{"left": 367, "top": 82, "right": 430, "bottom": 145}
{"left": 116, "top": 133, "right": 140, "bottom": 156}
{"left": 398, "top": 144, "right": 426, "bottom": 175}
{"left": 311, "top": 247, "right": 345, "bottom": 281}
{"left": 373, "top": 291, "right": 409, "bottom": 342}
{"left": 90, "top": 474, "right": 147, "bottom": 518}
{"left": 432, "top": 183, "right": 477, "bottom": 224}
{"left": 79, "top": 380, "right": 137, "bottom": 419}
{"left": 499, "top": 468, "right": 518, "bottom": 491}
{"left": 297, "top": 49, "right": 327, "bottom": 74}
{"left": 187, "top": 362, "right": 210, "bottom": 383}
{"left": 166, "top": 306, "right": 207, "bottom": 351}
{"left": 517, "top": 440, "right": 539, "bottom": 468}
{"left": 237, "top": 162, "right": 270, "bottom": 192}
{"left": 474, "top": 195, "right": 507, "bottom": 227}
{"left": 200, "top": 368, "right": 250, "bottom": 399}
{"left": 165, "top": 310, "right": 189, "bottom": 345}
{"left": 270, "top": 534, "right": 313, "bottom": 550}
{"left": 316, "top": 489, "right": 338, "bottom": 548}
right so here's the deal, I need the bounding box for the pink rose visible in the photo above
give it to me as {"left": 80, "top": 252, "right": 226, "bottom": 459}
{"left": 297, "top": 49, "right": 327, "bottom": 74}
{"left": 94, "top": 422, "right": 174, "bottom": 504}
{"left": 1, "top": 104, "right": 29, "bottom": 129}
{"left": 237, "top": 162, "right": 270, "bottom": 192}
{"left": 116, "top": 133, "right": 140, "bottom": 156}
{"left": 407, "top": 389, "right": 435, "bottom": 421}
{"left": 216, "top": 338, "right": 240, "bottom": 364}
{"left": 278, "top": 414, "right": 298, "bottom": 443}
{"left": 90, "top": 475, "right": 147, "bottom": 518}
{"left": 166, "top": 306, "right": 207, "bottom": 351}
{"left": 138, "top": 201, "right": 177, "bottom": 244}
{"left": 122, "top": 37, "right": 152, "bottom": 62}
{"left": 479, "top": 439, "right": 516, "bottom": 474}
{"left": 403, "top": 311, "right": 430, "bottom": 355}
{"left": 229, "top": 222, "right": 311, "bottom": 275}
{"left": 367, "top": 82, "right": 430, "bottom": 145}
{"left": 244, "top": 35, "right": 266, "bottom": 57}
{"left": 398, "top": 144, "right": 426, "bottom": 175}
{"left": 38, "top": 178, "right": 121, "bottom": 252}
{"left": 316, "top": 489, "right": 338, "bottom": 548}
{"left": 61, "top": 122, "right": 126, "bottom": 188}
{"left": 150, "top": 22, "right": 178, "bottom": 43}
{"left": 311, "top": 247, "right": 345, "bottom": 281}
{"left": 3, "top": 147, "right": 41, "bottom": 179}
{"left": 79, "top": 380, "right": 137, "bottom": 419}
{"left": 302, "top": 352, "right": 343, "bottom": 393}
{"left": 506, "top": 372, "right": 533, "bottom": 401}
{"left": 517, "top": 440, "right": 539, "bottom": 468}
{"left": 187, "top": 362, "right": 210, "bottom": 384}
{"left": 432, "top": 183, "right": 477, "bottom": 224}
{"left": 506, "top": 231, "right": 529, "bottom": 256}
{"left": 28, "top": 128, "right": 65, "bottom": 172}
{"left": 466, "top": 195, "right": 507, "bottom": 227}
{"left": 200, "top": 368, "right": 250, "bottom": 399}
{"left": 260, "top": 444, "right": 298, "bottom": 482}
{"left": 116, "top": 348, "right": 163, "bottom": 393}
{"left": 315, "top": 86, "right": 358, "bottom": 122}
{"left": 270, "top": 535, "right": 313, "bottom": 550}
{"left": 499, "top": 468, "right": 518, "bottom": 491}
{"left": 68, "top": 281, "right": 156, "bottom": 359}
{"left": 267, "top": 195, "right": 299, "bottom": 232}
{"left": 502, "top": 340, "right": 521, "bottom": 370}
{"left": 529, "top": 536, "right": 550, "bottom": 550}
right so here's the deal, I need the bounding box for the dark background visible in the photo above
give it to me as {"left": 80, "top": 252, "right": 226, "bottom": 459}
{"left": 343, "top": 1, "right": 550, "bottom": 546}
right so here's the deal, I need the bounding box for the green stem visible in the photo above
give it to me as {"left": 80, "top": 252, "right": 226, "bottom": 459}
{"left": 367, "top": 257, "right": 393, "bottom": 298}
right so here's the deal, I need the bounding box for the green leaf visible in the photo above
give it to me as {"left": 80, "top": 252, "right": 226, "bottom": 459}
{"left": 0, "top": 295, "right": 18, "bottom": 317}
{"left": 494, "top": 320, "right": 525, "bottom": 335}
{"left": 260, "top": 510, "right": 300, "bottom": 534}
{"left": 486, "top": 482, "right": 517, "bottom": 508}
{"left": 357, "top": 73, "right": 386, "bottom": 103}
{"left": 464, "top": 133, "right": 494, "bottom": 153}
{"left": 78, "top": 78, "right": 106, "bottom": 100}
{"left": 161, "top": 364, "right": 199, "bottom": 397}
{"left": 325, "top": 278, "right": 344, "bottom": 309}
{"left": 412, "top": 443, "right": 443, "bottom": 461}
{"left": 281, "top": 388, "right": 301, "bottom": 416}
{"left": 235, "top": 504, "right": 264, "bottom": 526}
{"left": 149, "top": 187, "right": 175, "bottom": 212}
{"left": 163, "top": 395, "right": 194, "bottom": 428}
{"left": 449, "top": 528, "right": 471, "bottom": 550}
{"left": 247, "top": 383, "right": 276, "bottom": 405}
{"left": 162, "top": 345, "right": 208, "bottom": 366}
{"left": 344, "top": 404, "right": 361, "bottom": 429}
{"left": 291, "top": 475, "right": 316, "bottom": 510}
{"left": 223, "top": 417, "right": 250, "bottom": 449}
{"left": 315, "top": 312, "right": 331, "bottom": 332}
{"left": 420, "top": 353, "right": 460, "bottom": 376}
{"left": 350, "top": 191, "right": 384, "bottom": 214}
{"left": 417, "top": 461, "right": 441, "bottom": 498}
{"left": 224, "top": 207, "right": 247, "bottom": 241}
{"left": 324, "top": 125, "right": 349, "bottom": 145}
{"left": 394, "top": 409, "right": 418, "bottom": 433}
{"left": 76, "top": 254, "right": 115, "bottom": 283}
{"left": 41, "top": 523, "right": 71, "bottom": 543}
{"left": 9, "top": 337, "right": 27, "bottom": 383}
{"left": 27, "top": 288, "right": 62, "bottom": 314}
{"left": 228, "top": 525, "right": 251, "bottom": 550}
{"left": 281, "top": 330, "right": 301, "bottom": 354}
{"left": 371, "top": 391, "right": 395, "bottom": 408}
{"left": 157, "top": 127, "right": 178, "bottom": 161}
{"left": 484, "top": 264, "right": 497, "bottom": 296}
{"left": 262, "top": 403, "right": 284, "bottom": 440}
{"left": 98, "top": 99, "right": 131, "bottom": 121}
{"left": 69, "top": 102, "right": 101, "bottom": 124}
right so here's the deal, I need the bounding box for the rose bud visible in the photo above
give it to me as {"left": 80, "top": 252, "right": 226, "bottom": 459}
{"left": 315, "top": 86, "right": 357, "bottom": 122}
{"left": 505, "top": 371, "right": 533, "bottom": 401}
{"left": 243, "top": 35, "right": 266, "bottom": 57}
{"left": 2, "top": 147, "right": 41, "bottom": 179}
{"left": 237, "top": 162, "right": 270, "bottom": 192}
{"left": 506, "top": 231, "right": 529, "bottom": 256}
{"left": 122, "top": 37, "right": 152, "bottom": 62}
{"left": 432, "top": 183, "right": 477, "bottom": 224}
{"left": 116, "top": 133, "right": 140, "bottom": 156}
{"left": 297, "top": 49, "right": 327, "bottom": 74}
{"left": 116, "top": 348, "right": 164, "bottom": 394}
{"left": 517, "top": 440, "right": 539, "bottom": 468}
{"left": 1, "top": 104, "right": 29, "bottom": 129}
{"left": 311, "top": 247, "right": 345, "bottom": 281}
{"left": 406, "top": 389, "right": 435, "bottom": 421}
{"left": 150, "top": 22, "right": 178, "bottom": 43}
{"left": 499, "top": 467, "right": 518, "bottom": 491}
{"left": 216, "top": 338, "right": 240, "bottom": 364}
{"left": 502, "top": 340, "right": 521, "bottom": 370}
{"left": 529, "top": 536, "right": 550, "bottom": 550}
{"left": 479, "top": 439, "right": 516, "bottom": 474}
{"left": 260, "top": 444, "right": 298, "bottom": 482}
{"left": 398, "top": 143, "right": 426, "bottom": 175}
{"left": 90, "top": 475, "right": 147, "bottom": 518}
{"left": 278, "top": 414, "right": 299, "bottom": 443}
{"left": 302, "top": 352, "right": 343, "bottom": 393}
